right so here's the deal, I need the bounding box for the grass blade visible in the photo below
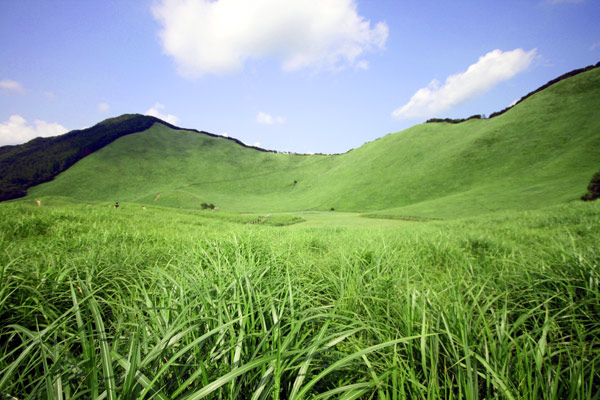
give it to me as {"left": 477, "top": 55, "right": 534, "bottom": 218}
{"left": 87, "top": 294, "right": 116, "bottom": 400}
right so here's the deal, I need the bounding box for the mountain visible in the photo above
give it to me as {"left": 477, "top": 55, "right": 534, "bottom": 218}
{"left": 6, "top": 64, "right": 600, "bottom": 218}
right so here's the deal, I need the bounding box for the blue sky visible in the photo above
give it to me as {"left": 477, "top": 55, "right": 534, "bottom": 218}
{"left": 1, "top": 0, "right": 599, "bottom": 153}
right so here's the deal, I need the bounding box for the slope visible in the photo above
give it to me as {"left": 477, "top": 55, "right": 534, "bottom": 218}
{"left": 27, "top": 123, "right": 337, "bottom": 211}
{"left": 27, "top": 66, "right": 600, "bottom": 218}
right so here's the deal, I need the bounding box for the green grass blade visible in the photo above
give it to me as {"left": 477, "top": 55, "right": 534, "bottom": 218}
{"left": 110, "top": 349, "right": 168, "bottom": 400}
{"left": 182, "top": 354, "right": 278, "bottom": 400}
{"left": 295, "top": 334, "right": 434, "bottom": 399}
{"left": 87, "top": 295, "right": 116, "bottom": 400}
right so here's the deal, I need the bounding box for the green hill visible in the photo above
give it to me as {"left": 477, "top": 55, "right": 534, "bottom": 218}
{"left": 0, "top": 114, "right": 161, "bottom": 201}
{"left": 22, "top": 66, "right": 600, "bottom": 218}
{"left": 0, "top": 113, "right": 271, "bottom": 202}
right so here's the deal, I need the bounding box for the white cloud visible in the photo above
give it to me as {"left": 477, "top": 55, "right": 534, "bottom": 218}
{"left": 590, "top": 42, "right": 600, "bottom": 51}
{"left": 145, "top": 103, "right": 180, "bottom": 125}
{"left": 0, "top": 79, "right": 25, "bottom": 94}
{"left": 0, "top": 115, "right": 68, "bottom": 146}
{"left": 256, "top": 111, "right": 285, "bottom": 125}
{"left": 44, "top": 91, "right": 55, "bottom": 99}
{"left": 253, "top": 142, "right": 261, "bottom": 147}
{"left": 151, "top": 0, "right": 388, "bottom": 77}
{"left": 98, "top": 102, "right": 110, "bottom": 112}
{"left": 392, "top": 48, "right": 537, "bottom": 119}
{"left": 356, "top": 60, "right": 369, "bottom": 70}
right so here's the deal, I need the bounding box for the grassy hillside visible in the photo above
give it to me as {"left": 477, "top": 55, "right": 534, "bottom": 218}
{"left": 28, "top": 67, "right": 600, "bottom": 217}
{"left": 0, "top": 113, "right": 271, "bottom": 203}
{"left": 0, "top": 114, "right": 161, "bottom": 202}
{"left": 28, "top": 124, "right": 338, "bottom": 210}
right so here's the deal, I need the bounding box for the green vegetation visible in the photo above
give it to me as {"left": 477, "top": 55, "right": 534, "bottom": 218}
{"left": 27, "top": 67, "right": 600, "bottom": 218}
{"left": 200, "top": 202, "right": 215, "bottom": 210}
{"left": 1, "top": 199, "right": 599, "bottom": 398}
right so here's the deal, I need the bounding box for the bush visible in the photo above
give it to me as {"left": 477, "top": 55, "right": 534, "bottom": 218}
{"left": 581, "top": 171, "right": 600, "bottom": 201}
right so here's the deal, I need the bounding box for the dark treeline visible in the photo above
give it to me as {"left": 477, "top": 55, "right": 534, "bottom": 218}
{"left": 426, "top": 61, "right": 600, "bottom": 124}
{"left": 426, "top": 115, "right": 483, "bottom": 124}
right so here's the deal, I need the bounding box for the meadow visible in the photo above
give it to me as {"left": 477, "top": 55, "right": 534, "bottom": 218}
{"left": 1, "top": 198, "right": 598, "bottom": 399}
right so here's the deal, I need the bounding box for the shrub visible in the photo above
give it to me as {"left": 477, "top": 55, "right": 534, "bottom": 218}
{"left": 581, "top": 170, "right": 600, "bottom": 201}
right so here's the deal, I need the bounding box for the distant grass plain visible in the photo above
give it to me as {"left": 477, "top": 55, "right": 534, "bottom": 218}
{"left": 1, "top": 68, "right": 599, "bottom": 398}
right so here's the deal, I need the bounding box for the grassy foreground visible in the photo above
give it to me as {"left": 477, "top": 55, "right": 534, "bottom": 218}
{"left": 1, "top": 200, "right": 599, "bottom": 399}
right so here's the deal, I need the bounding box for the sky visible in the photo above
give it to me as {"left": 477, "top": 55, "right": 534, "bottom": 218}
{"left": 0, "top": 0, "right": 599, "bottom": 153}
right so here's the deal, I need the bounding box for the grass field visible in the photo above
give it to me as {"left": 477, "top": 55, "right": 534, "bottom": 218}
{"left": 1, "top": 198, "right": 599, "bottom": 399}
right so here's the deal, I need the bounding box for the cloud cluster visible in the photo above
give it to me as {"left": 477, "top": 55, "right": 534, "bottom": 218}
{"left": 0, "top": 115, "right": 67, "bottom": 146}
{"left": 145, "top": 103, "right": 180, "bottom": 125}
{"left": 98, "top": 102, "right": 110, "bottom": 112}
{"left": 0, "top": 79, "right": 25, "bottom": 94}
{"left": 152, "top": 0, "right": 388, "bottom": 77}
{"left": 392, "top": 48, "right": 537, "bottom": 119}
{"left": 256, "top": 111, "right": 285, "bottom": 125}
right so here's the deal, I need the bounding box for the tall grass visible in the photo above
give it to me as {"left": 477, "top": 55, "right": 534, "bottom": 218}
{"left": 1, "top": 201, "right": 599, "bottom": 398}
